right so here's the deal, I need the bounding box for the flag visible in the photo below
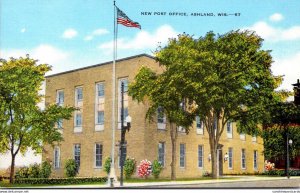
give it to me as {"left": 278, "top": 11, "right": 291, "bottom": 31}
{"left": 116, "top": 6, "right": 141, "bottom": 29}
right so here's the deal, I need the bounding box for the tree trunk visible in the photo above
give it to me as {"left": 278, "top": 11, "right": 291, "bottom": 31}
{"left": 170, "top": 123, "right": 177, "bottom": 180}
{"left": 211, "top": 147, "right": 218, "bottom": 179}
{"left": 10, "top": 154, "right": 16, "bottom": 184}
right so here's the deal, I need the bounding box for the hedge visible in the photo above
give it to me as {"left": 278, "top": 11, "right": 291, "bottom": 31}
{"left": 262, "top": 169, "right": 300, "bottom": 176}
{"left": 14, "top": 177, "right": 107, "bottom": 185}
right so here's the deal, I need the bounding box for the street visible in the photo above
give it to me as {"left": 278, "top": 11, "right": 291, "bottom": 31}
{"left": 141, "top": 178, "right": 300, "bottom": 188}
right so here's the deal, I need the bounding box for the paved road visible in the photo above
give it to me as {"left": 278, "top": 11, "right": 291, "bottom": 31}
{"left": 142, "top": 178, "right": 300, "bottom": 188}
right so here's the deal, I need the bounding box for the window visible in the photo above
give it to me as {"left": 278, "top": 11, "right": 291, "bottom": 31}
{"left": 95, "top": 82, "right": 105, "bottom": 131}
{"left": 57, "top": 119, "right": 63, "bottom": 129}
{"left": 95, "top": 144, "right": 103, "bottom": 168}
{"left": 196, "top": 116, "right": 204, "bottom": 135}
{"left": 252, "top": 135, "right": 257, "bottom": 142}
{"left": 228, "top": 147, "right": 233, "bottom": 169}
{"left": 97, "top": 111, "right": 104, "bottom": 125}
{"left": 157, "top": 106, "right": 165, "bottom": 123}
{"left": 254, "top": 150, "right": 258, "bottom": 170}
{"left": 227, "top": 122, "right": 233, "bottom": 138}
{"left": 97, "top": 83, "right": 105, "bottom": 97}
{"left": 180, "top": 144, "right": 185, "bottom": 168}
{"left": 54, "top": 146, "right": 60, "bottom": 169}
{"left": 158, "top": 142, "right": 165, "bottom": 167}
{"left": 56, "top": 90, "right": 64, "bottom": 106}
{"left": 240, "top": 133, "right": 246, "bottom": 140}
{"left": 76, "top": 87, "right": 83, "bottom": 101}
{"left": 74, "top": 144, "right": 81, "bottom": 168}
{"left": 241, "top": 149, "right": 246, "bottom": 169}
{"left": 75, "top": 113, "right": 82, "bottom": 127}
{"left": 198, "top": 145, "right": 203, "bottom": 168}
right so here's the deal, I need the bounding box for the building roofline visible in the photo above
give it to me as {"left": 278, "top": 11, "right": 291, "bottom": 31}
{"left": 45, "top": 53, "right": 155, "bottom": 78}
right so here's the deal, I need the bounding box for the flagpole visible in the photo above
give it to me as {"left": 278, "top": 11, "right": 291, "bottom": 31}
{"left": 109, "top": 0, "right": 118, "bottom": 187}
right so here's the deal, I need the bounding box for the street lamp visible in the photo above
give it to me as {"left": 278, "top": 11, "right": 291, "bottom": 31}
{"left": 120, "top": 81, "right": 131, "bottom": 187}
{"left": 286, "top": 132, "right": 293, "bottom": 179}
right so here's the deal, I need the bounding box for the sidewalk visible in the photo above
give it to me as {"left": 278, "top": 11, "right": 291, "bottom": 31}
{"left": 45, "top": 176, "right": 300, "bottom": 188}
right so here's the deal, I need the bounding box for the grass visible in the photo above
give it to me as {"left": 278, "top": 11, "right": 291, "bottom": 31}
{"left": 0, "top": 176, "right": 238, "bottom": 187}
{"left": 0, "top": 179, "right": 106, "bottom": 188}
{"left": 124, "top": 176, "right": 236, "bottom": 183}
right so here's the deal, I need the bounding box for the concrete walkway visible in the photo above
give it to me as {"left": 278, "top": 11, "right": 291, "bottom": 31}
{"left": 43, "top": 176, "right": 300, "bottom": 188}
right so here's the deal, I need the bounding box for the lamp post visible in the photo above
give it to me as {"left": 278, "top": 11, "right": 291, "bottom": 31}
{"left": 120, "top": 82, "right": 131, "bottom": 187}
{"left": 286, "top": 131, "right": 293, "bottom": 179}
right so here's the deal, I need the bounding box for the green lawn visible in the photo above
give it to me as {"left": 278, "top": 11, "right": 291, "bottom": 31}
{"left": 0, "top": 179, "right": 106, "bottom": 188}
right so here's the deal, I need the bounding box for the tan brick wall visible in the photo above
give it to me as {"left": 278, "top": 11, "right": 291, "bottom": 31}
{"left": 43, "top": 54, "right": 264, "bottom": 178}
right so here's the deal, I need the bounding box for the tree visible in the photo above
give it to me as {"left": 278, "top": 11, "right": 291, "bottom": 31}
{"left": 155, "top": 31, "right": 279, "bottom": 178}
{"left": 263, "top": 102, "right": 300, "bottom": 169}
{"left": 129, "top": 67, "right": 195, "bottom": 180}
{"left": 0, "top": 56, "right": 74, "bottom": 183}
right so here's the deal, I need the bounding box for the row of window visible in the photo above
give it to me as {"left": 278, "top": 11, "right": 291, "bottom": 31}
{"left": 54, "top": 143, "right": 258, "bottom": 170}
{"left": 158, "top": 142, "right": 258, "bottom": 170}
{"left": 56, "top": 79, "right": 128, "bottom": 132}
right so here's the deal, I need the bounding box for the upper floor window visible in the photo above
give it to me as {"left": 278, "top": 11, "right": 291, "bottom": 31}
{"left": 75, "top": 113, "right": 82, "bottom": 127}
{"left": 97, "top": 111, "right": 104, "bottom": 125}
{"left": 57, "top": 119, "right": 63, "bottom": 129}
{"left": 56, "top": 90, "right": 64, "bottom": 106}
{"left": 76, "top": 87, "right": 83, "bottom": 101}
{"left": 196, "top": 116, "right": 204, "bottom": 135}
{"left": 227, "top": 121, "right": 233, "bottom": 138}
{"left": 157, "top": 106, "right": 165, "bottom": 124}
{"left": 97, "top": 83, "right": 105, "bottom": 97}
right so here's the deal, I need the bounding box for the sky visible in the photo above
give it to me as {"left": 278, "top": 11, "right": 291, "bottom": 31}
{"left": 0, "top": 0, "right": 300, "bottom": 167}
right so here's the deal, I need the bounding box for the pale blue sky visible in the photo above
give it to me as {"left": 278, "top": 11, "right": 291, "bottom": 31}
{"left": 1, "top": 0, "right": 300, "bottom": 90}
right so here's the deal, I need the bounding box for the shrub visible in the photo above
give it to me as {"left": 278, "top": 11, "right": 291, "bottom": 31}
{"left": 15, "top": 167, "right": 29, "bottom": 179}
{"left": 28, "top": 164, "right": 40, "bottom": 178}
{"left": 14, "top": 177, "right": 107, "bottom": 185}
{"left": 262, "top": 169, "right": 300, "bottom": 176}
{"left": 40, "top": 161, "right": 52, "bottom": 178}
{"left": 152, "top": 160, "right": 162, "bottom": 179}
{"left": 104, "top": 157, "right": 111, "bottom": 175}
{"left": 64, "top": 159, "right": 78, "bottom": 178}
{"left": 202, "top": 170, "right": 211, "bottom": 177}
{"left": 124, "top": 157, "right": 136, "bottom": 179}
{"left": 137, "top": 159, "right": 152, "bottom": 178}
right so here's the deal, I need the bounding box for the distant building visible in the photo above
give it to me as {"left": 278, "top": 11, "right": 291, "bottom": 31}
{"left": 43, "top": 54, "right": 264, "bottom": 178}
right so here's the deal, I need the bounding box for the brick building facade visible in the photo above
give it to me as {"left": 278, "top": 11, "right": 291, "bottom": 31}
{"left": 43, "top": 54, "right": 264, "bottom": 178}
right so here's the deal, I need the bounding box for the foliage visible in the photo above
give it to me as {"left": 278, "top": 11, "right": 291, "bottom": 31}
{"left": 0, "top": 55, "right": 75, "bottom": 183}
{"left": 202, "top": 170, "right": 211, "bottom": 177}
{"left": 124, "top": 157, "right": 136, "bottom": 179}
{"left": 262, "top": 169, "right": 300, "bottom": 176}
{"left": 264, "top": 160, "right": 275, "bottom": 171}
{"left": 28, "top": 164, "right": 40, "bottom": 178}
{"left": 103, "top": 157, "right": 111, "bottom": 175}
{"left": 15, "top": 161, "right": 51, "bottom": 179}
{"left": 15, "top": 167, "right": 29, "bottom": 179}
{"left": 151, "top": 31, "right": 280, "bottom": 178}
{"left": 263, "top": 125, "right": 300, "bottom": 160}
{"left": 151, "top": 160, "right": 163, "bottom": 179}
{"left": 40, "top": 161, "right": 52, "bottom": 178}
{"left": 137, "top": 159, "right": 152, "bottom": 178}
{"left": 64, "top": 159, "right": 78, "bottom": 178}
{"left": 14, "top": 177, "right": 107, "bottom": 185}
